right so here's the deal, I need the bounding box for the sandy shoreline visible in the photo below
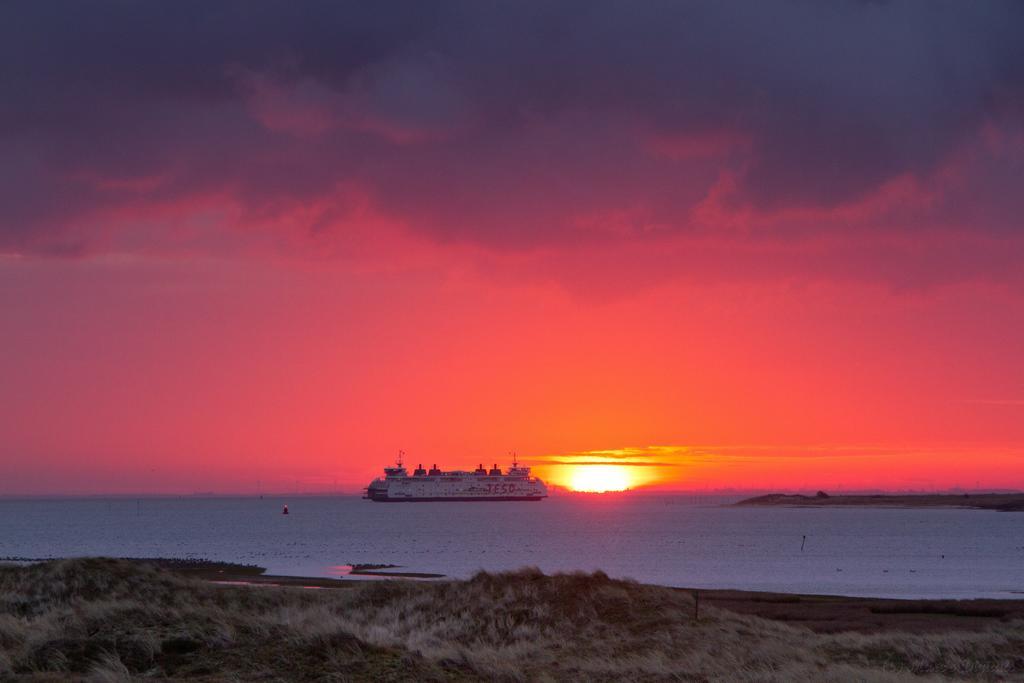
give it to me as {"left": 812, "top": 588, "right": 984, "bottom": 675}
{"left": 204, "top": 574, "right": 1024, "bottom": 635}
{"left": 142, "top": 559, "right": 1024, "bottom": 635}
{"left": 6, "top": 556, "right": 1023, "bottom": 636}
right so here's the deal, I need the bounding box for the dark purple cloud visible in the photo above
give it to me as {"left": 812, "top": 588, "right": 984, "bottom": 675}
{"left": 1, "top": 1, "right": 1023, "bottom": 256}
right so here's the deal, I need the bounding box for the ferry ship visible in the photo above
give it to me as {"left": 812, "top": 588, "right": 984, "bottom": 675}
{"left": 364, "top": 452, "right": 548, "bottom": 502}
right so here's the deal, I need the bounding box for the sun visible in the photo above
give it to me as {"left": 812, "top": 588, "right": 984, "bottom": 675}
{"left": 568, "top": 465, "right": 631, "bottom": 493}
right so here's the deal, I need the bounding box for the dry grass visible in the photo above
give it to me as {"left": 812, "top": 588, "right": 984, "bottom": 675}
{"left": 0, "top": 559, "right": 1022, "bottom": 681}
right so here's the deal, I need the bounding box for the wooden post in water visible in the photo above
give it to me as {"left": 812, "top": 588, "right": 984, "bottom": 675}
{"left": 800, "top": 535, "right": 806, "bottom": 552}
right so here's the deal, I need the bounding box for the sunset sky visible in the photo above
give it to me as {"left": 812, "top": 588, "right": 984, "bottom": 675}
{"left": 2, "top": 2, "right": 1023, "bottom": 494}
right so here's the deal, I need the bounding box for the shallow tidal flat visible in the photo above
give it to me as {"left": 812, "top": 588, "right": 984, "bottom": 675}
{"left": 1, "top": 559, "right": 1023, "bottom": 681}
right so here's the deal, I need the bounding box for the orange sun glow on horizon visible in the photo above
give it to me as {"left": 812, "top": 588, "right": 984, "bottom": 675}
{"left": 567, "top": 465, "right": 632, "bottom": 492}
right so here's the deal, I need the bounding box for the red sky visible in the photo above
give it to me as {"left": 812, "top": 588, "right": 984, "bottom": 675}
{"left": 1, "top": 3, "right": 1023, "bottom": 494}
{"left": 2, "top": 238, "right": 1022, "bottom": 494}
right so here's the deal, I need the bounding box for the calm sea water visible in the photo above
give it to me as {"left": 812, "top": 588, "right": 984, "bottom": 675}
{"left": 1, "top": 495, "right": 1021, "bottom": 599}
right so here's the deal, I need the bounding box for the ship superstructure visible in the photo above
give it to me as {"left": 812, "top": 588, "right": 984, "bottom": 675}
{"left": 364, "top": 452, "right": 547, "bottom": 502}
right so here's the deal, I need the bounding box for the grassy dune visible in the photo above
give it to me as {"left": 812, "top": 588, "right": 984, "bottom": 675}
{"left": 1, "top": 559, "right": 1022, "bottom": 681}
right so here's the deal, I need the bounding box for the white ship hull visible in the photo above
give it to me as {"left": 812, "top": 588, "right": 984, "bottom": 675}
{"left": 365, "top": 459, "right": 547, "bottom": 502}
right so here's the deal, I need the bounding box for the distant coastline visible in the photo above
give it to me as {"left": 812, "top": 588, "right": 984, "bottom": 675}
{"left": 736, "top": 491, "right": 1024, "bottom": 512}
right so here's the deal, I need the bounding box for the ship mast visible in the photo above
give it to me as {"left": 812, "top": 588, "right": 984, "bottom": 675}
{"left": 397, "top": 449, "right": 404, "bottom": 468}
